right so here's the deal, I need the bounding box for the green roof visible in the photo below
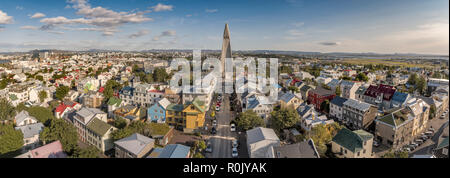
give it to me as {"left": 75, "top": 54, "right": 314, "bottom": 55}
{"left": 191, "top": 98, "right": 205, "bottom": 113}
{"left": 332, "top": 128, "right": 373, "bottom": 153}
{"left": 87, "top": 118, "right": 114, "bottom": 136}
{"left": 377, "top": 108, "right": 410, "bottom": 128}
{"left": 149, "top": 123, "right": 171, "bottom": 136}
{"left": 9, "top": 94, "right": 18, "bottom": 101}
{"left": 436, "top": 137, "right": 449, "bottom": 150}
{"left": 166, "top": 104, "right": 184, "bottom": 112}
{"left": 107, "top": 97, "right": 122, "bottom": 106}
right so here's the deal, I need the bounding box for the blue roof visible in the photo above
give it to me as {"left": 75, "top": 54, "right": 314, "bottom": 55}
{"left": 120, "top": 86, "right": 135, "bottom": 96}
{"left": 280, "top": 92, "right": 296, "bottom": 103}
{"left": 297, "top": 103, "right": 314, "bottom": 117}
{"left": 392, "top": 91, "right": 409, "bottom": 103}
{"left": 158, "top": 144, "right": 190, "bottom": 158}
{"left": 330, "top": 96, "right": 348, "bottom": 107}
{"left": 327, "top": 79, "right": 341, "bottom": 87}
{"left": 247, "top": 98, "right": 261, "bottom": 109}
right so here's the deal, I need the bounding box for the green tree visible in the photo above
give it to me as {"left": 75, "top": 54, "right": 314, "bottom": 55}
{"left": 35, "top": 75, "right": 44, "bottom": 81}
{"left": 335, "top": 85, "right": 341, "bottom": 97}
{"left": 40, "top": 119, "right": 78, "bottom": 154}
{"left": 235, "top": 110, "right": 265, "bottom": 131}
{"left": 55, "top": 85, "right": 70, "bottom": 100}
{"left": 270, "top": 108, "right": 300, "bottom": 131}
{"left": 0, "top": 98, "right": 16, "bottom": 122}
{"left": 382, "top": 150, "right": 409, "bottom": 158}
{"left": 431, "top": 72, "right": 441, "bottom": 79}
{"left": 287, "top": 86, "right": 299, "bottom": 93}
{"left": 408, "top": 73, "right": 418, "bottom": 86}
{"left": 356, "top": 73, "right": 369, "bottom": 82}
{"left": 113, "top": 117, "right": 128, "bottom": 129}
{"left": 153, "top": 68, "right": 169, "bottom": 82}
{"left": 416, "top": 76, "right": 427, "bottom": 95}
{"left": 429, "top": 105, "right": 436, "bottom": 120}
{"left": 38, "top": 90, "right": 48, "bottom": 103}
{"left": 71, "top": 146, "right": 101, "bottom": 158}
{"left": 193, "top": 152, "right": 205, "bottom": 158}
{"left": 310, "top": 123, "right": 343, "bottom": 157}
{"left": 26, "top": 106, "right": 55, "bottom": 124}
{"left": 0, "top": 124, "right": 24, "bottom": 154}
{"left": 320, "top": 100, "right": 331, "bottom": 113}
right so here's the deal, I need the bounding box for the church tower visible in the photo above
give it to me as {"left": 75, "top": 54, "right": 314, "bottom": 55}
{"left": 220, "top": 24, "right": 232, "bottom": 78}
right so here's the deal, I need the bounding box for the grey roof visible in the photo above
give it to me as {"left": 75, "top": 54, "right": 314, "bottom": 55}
{"left": 273, "top": 139, "right": 320, "bottom": 158}
{"left": 158, "top": 144, "right": 191, "bottom": 158}
{"left": 114, "top": 133, "right": 155, "bottom": 156}
{"left": 247, "top": 127, "right": 280, "bottom": 145}
{"left": 15, "top": 123, "right": 44, "bottom": 139}
{"left": 330, "top": 96, "right": 348, "bottom": 107}
{"left": 75, "top": 107, "right": 105, "bottom": 124}
{"left": 15, "top": 110, "right": 37, "bottom": 125}
{"left": 279, "top": 92, "right": 296, "bottom": 103}
{"left": 343, "top": 98, "right": 372, "bottom": 112}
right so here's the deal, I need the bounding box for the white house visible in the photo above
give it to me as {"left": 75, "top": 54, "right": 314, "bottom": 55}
{"left": 247, "top": 127, "right": 281, "bottom": 158}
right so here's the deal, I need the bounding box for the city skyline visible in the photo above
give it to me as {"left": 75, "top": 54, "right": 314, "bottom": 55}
{"left": 0, "top": 0, "right": 449, "bottom": 55}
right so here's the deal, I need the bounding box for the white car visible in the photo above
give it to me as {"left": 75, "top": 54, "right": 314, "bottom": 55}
{"left": 232, "top": 148, "right": 238, "bottom": 158}
{"left": 213, "top": 120, "right": 217, "bottom": 127}
{"left": 232, "top": 140, "right": 238, "bottom": 148}
{"left": 205, "top": 143, "right": 213, "bottom": 153}
{"left": 230, "top": 124, "right": 236, "bottom": 132}
{"left": 216, "top": 106, "right": 220, "bottom": 111}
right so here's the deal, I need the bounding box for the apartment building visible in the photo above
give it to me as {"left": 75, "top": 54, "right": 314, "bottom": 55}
{"left": 342, "top": 98, "right": 378, "bottom": 130}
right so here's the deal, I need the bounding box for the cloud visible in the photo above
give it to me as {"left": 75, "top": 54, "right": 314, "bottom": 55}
{"left": 30, "top": 13, "right": 46, "bottom": 19}
{"left": 186, "top": 14, "right": 192, "bottom": 17}
{"left": 129, "top": 29, "right": 150, "bottom": 39}
{"left": 205, "top": 9, "right": 218, "bottom": 13}
{"left": 0, "top": 10, "right": 14, "bottom": 24}
{"left": 151, "top": 3, "right": 174, "bottom": 12}
{"left": 153, "top": 30, "right": 176, "bottom": 41}
{"left": 48, "top": 31, "right": 64, "bottom": 35}
{"left": 319, "top": 42, "right": 341, "bottom": 46}
{"left": 20, "top": 26, "right": 39, "bottom": 30}
{"left": 292, "top": 22, "right": 305, "bottom": 27}
{"left": 38, "top": 0, "right": 152, "bottom": 36}
{"left": 16, "top": 6, "right": 24, "bottom": 10}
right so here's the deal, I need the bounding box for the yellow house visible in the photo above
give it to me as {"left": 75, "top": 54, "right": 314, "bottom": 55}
{"left": 166, "top": 98, "right": 206, "bottom": 133}
{"left": 114, "top": 105, "right": 143, "bottom": 121}
{"left": 280, "top": 92, "right": 302, "bottom": 110}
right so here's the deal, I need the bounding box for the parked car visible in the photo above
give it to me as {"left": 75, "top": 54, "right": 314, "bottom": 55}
{"left": 373, "top": 140, "right": 380, "bottom": 147}
{"left": 232, "top": 139, "right": 238, "bottom": 148}
{"left": 425, "top": 131, "right": 433, "bottom": 136}
{"left": 415, "top": 139, "right": 424, "bottom": 145}
{"left": 211, "top": 127, "right": 217, "bottom": 135}
{"left": 408, "top": 144, "right": 417, "bottom": 150}
{"left": 403, "top": 147, "right": 412, "bottom": 153}
{"left": 213, "top": 120, "right": 217, "bottom": 127}
{"left": 420, "top": 135, "right": 429, "bottom": 140}
{"left": 410, "top": 142, "right": 419, "bottom": 148}
{"left": 230, "top": 123, "right": 236, "bottom": 132}
{"left": 216, "top": 106, "right": 220, "bottom": 111}
{"left": 232, "top": 147, "right": 238, "bottom": 158}
{"left": 205, "top": 142, "right": 213, "bottom": 153}
{"left": 428, "top": 128, "right": 435, "bottom": 133}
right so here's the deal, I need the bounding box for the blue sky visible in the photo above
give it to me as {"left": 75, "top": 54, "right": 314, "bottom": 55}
{"left": 0, "top": 0, "right": 448, "bottom": 54}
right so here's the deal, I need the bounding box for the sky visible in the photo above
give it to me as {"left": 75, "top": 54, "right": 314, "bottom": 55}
{"left": 0, "top": 0, "right": 448, "bottom": 55}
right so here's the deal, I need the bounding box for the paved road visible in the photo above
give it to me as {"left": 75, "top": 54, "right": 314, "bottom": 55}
{"left": 411, "top": 120, "right": 449, "bottom": 156}
{"left": 205, "top": 93, "right": 237, "bottom": 158}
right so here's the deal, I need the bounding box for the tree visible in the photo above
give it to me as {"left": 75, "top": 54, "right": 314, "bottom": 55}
{"left": 193, "top": 152, "right": 205, "bottom": 158}
{"left": 408, "top": 73, "right": 418, "bottom": 86}
{"left": 310, "top": 123, "right": 343, "bottom": 157}
{"left": 153, "top": 68, "right": 169, "bottom": 82}
{"left": 335, "top": 85, "right": 341, "bottom": 97}
{"left": 432, "top": 72, "right": 441, "bottom": 79}
{"left": 0, "top": 79, "right": 8, "bottom": 89}
{"left": 38, "top": 90, "right": 48, "bottom": 103}
{"left": 35, "top": 75, "right": 44, "bottom": 81}
{"left": 416, "top": 76, "right": 427, "bottom": 95}
{"left": 235, "top": 110, "right": 265, "bottom": 131}
{"left": 0, "top": 124, "right": 24, "bottom": 154}
{"left": 40, "top": 119, "right": 78, "bottom": 154}
{"left": 0, "top": 98, "right": 16, "bottom": 122}
{"left": 55, "top": 85, "right": 70, "bottom": 100}
{"left": 270, "top": 108, "right": 300, "bottom": 131}
{"left": 71, "top": 146, "right": 101, "bottom": 158}
{"left": 429, "top": 105, "right": 436, "bottom": 120}
{"left": 26, "top": 106, "right": 55, "bottom": 124}
{"left": 382, "top": 150, "right": 409, "bottom": 158}
{"left": 320, "top": 100, "right": 331, "bottom": 113}
{"left": 111, "top": 121, "right": 150, "bottom": 141}
{"left": 113, "top": 117, "right": 128, "bottom": 129}
{"left": 287, "top": 86, "right": 299, "bottom": 93}
{"left": 356, "top": 73, "right": 368, "bottom": 82}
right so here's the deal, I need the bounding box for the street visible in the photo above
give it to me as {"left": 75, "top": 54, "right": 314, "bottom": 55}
{"left": 205, "top": 93, "right": 238, "bottom": 158}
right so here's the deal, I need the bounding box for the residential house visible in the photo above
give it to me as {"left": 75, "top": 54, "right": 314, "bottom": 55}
{"left": 54, "top": 101, "right": 82, "bottom": 119}
{"left": 166, "top": 98, "right": 206, "bottom": 133}
{"left": 340, "top": 80, "right": 361, "bottom": 99}
{"left": 14, "top": 110, "right": 38, "bottom": 127}
{"left": 107, "top": 97, "right": 123, "bottom": 118}
{"left": 73, "top": 107, "right": 108, "bottom": 142}
{"left": 342, "top": 98, "right": 378, "bottom": 130}
{"left": 114, "top": 133, "right": 155, "bottom": 158}
{"left": 154, "top": 144, "right": 191, "bottom": 158}
{"left": 375, "top": 99, "right": 430, "bottom": 149}
{"left": 16, "top": 140, "right": 67, "bottom": 158}
{"left": 330, "top": 96, "right": 348, "bottom": 121}
{"left": 307, "top": 87, "right": 336, "bottom": 111}
{"left": 85, "top": 117, "right": 117, "bottom": 152}
{"left": 355, "top": 86, "right": 368, "bottom": 102}
{"left": 147, "top": 98, "right": 171, "bottom": 123}
{"left": 15, "top": 123, "right": 44, "bottom": 150}
{"left": 279, "top": 92, "right": 302, "bottom": 110}
{"left": 113, "top": 105, "right": 145, "bottom": 122}
{"left": 247, "top": 127, "right": 281, "bottom": 158}
{"left": 363, "top": 84, "right": 396, "bottom": 110}
{"left": 299, "top": 112, "right": 334, "bottom": 132}
{"left": 244, "top": 95, "right": 274, "bottom": 124}
{"left": 299, "top": 85, "right": 315, "bottom": 101}
{"left": 331, "top": 128, "right": 374, "bottom": 158}
{"left": 272, "top": 139, "right": 320, "bottom": 158}
{"left": 81, "top": 91, "right": 104, "bottom": 108}
{"left": 427, "top": 78, "right": 449, "bottom": 95}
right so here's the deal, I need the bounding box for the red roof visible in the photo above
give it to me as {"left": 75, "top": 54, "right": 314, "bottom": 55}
{"left": 31, "top": 140, "right": 67, "bottom": 158}
{"left": 364, "top": 84, "right": 396, "bottom": 101}
{"left": 98, "top": 87, "right": 105, "bottom": 93}
{"left": 55, "top": 102, "right": 79, "bottom": 115}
